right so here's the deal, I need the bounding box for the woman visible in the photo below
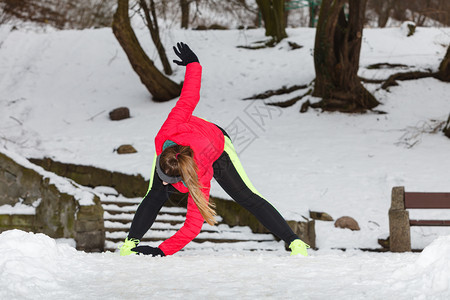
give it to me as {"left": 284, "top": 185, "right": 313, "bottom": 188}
{"left": 119, "top": 42, "right": 309, "bottom": 257}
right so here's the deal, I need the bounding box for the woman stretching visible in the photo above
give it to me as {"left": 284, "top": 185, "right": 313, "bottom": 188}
{"left": 119, "top": 42, "right": 310, "bottom": 257}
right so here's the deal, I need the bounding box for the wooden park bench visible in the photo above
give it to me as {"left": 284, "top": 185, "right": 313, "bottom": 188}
{"left": 389, "top": 186, "right": 450, "bottom": 252}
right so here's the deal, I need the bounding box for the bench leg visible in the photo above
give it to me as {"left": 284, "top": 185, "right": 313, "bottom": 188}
{"left": 389, "top": 186, "right": 411, "bottom": 252}
{"left": 389, "top": 209, "right": 411, "bottom": 252}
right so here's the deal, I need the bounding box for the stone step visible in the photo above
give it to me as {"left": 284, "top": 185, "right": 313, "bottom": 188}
{"left": 102, "top": 204, "right": 188, "bottom": 216}
{"left": 105, "top": 226, "right": 276, "bottom": 243}
{"left": 103, "top": 208, "right": 224, "bottom": 227}
{"left": 104, "top": 212, "right": 187, "bottom": 221}
{"left": 103, "top": 209, "right": 186, "bottom": 216}
{"left": 101, "top": 200, "right": 140, "bottom": 207}
{"left": 100, "top": 196, "right": 281, "bottom": 254}
{"left": 104, "top": 226, "right": 241, "bottom": 234}
{"left": 104, "top": 221, "right": 269, "bottom": 235}
{"left": 104, "top": 220, "right": 184, "bottom": 231}
{"left": 103, "top": 217, "right": 185, "bottom": 226}
{"left": 106, "top": 236, "right": 274, "bottom": 244}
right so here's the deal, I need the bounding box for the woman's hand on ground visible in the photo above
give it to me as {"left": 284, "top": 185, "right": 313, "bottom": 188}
{"left": 131, "top": 245, "right": 166, "bottom": 257}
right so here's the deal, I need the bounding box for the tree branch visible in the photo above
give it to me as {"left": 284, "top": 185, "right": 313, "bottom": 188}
{"left": 243, "top": 84, "right": 309, "bottom": 100}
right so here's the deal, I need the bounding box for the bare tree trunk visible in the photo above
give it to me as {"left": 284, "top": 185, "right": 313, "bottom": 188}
{"left": 377, "top": 0, "right": 394, "bottom": 28}
{"left": 312, "top": 0, "right": 379, "bottom": 112}
{"left": 309, "top": 1, "right": 320, "bottom": 27}
{"left": 368, "top": 0, "right": 395, "bottom": 28}
{"left": 391, "top": 0, "right": 407, "bottom": 22}
{"left": 138, "top": 0, "right": 172, "bottom": 75}
{"left": 437, "top": 46, "right": 450, "bottom": 82}
{"left": 180, "top": 0, "right": 190, "bottom": 28}
{"left": 255, "top": 0, "right": 287, "bottom": 43}
{"left": 112, "top": 0, "right": 181, "bottom": 102}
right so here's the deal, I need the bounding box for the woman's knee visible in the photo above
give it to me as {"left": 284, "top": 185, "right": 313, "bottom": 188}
{"left": 234, "top": 192, "right": 265, "bottom": 209}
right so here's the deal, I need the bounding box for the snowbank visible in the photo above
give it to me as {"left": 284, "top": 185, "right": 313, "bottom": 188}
{"left": 2, "top": 230, "right": 450, "bottom": 299}
{"left": 0, "top": 230, "right": 79, "bottom": 298}
{"left": 393, "top": 235, "right": 450, "bottom": 296}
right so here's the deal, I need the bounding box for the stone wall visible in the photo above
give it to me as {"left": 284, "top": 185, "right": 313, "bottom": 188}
{"left": 30, "top": 157, "right": 148, "bottom": 198}
{"left": 0, "top": 151, "right": 104, "bottom": 252}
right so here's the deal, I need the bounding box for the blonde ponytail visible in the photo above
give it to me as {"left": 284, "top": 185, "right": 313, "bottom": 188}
{"left": 160, "top": 145, "right": 217, "bottom": 225}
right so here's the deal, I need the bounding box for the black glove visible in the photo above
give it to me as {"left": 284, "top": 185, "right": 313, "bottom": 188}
{"left": 132, "top": 246, "right": 166, "bottom": 257}
{"left": 173, "top": 42, "right": 199, "bottom": 66}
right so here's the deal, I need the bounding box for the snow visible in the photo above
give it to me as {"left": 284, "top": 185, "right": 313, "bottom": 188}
{"left": 0, "top": 198, "right": 41, "bottom": 215}
{"left": 393, "top": 235, "right": 450, "bottom": 295}
{"left": 0, "top": 18, "right": 450, "bottom": 298}
{"left": 1, "top": 229, "right": 450, "bottom": 299}
{"left": 93, "top": 186, "right": 119, "bottom": 196}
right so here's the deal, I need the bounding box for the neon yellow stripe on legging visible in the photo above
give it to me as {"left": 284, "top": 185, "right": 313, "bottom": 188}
{"left": 223, "top": 136, "right": 264, "bottom": 199}
{"left": 143, "top": 153, "right": 158, "bottom": 198}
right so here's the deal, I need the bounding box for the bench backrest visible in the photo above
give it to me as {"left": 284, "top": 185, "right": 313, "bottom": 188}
{"left": 403, "top": 191, "right": 450, "bottom": 226}
{"left": 404, "top": 192, "right": 450, "bottom": 209}
{"left": 405, "top": 192, "right": 450, "bottom": 209}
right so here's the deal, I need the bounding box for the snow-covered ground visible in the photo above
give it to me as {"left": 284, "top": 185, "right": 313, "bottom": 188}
{"left": 0, "top": 20, "right": 450, "bottom": 298}
{"left": 1, "top": 229, "right": 450, "bottom": 299}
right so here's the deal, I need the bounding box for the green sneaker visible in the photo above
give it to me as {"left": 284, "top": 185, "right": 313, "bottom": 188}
{"left": 289, "top": 239, "right": 310, "bottom": 257}
{"left": 119, "top": 237, "right": 140, "bottom": 256}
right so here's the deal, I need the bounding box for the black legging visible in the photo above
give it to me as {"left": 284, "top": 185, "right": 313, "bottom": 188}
{"left": 212, "top": 150, "right": 298, "bottom": 244}
{"left": 128, "top": 130, "right": 299, "bottom": 245}
{"left": 128, "top": 170, "right": 178, "bottom": 240}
